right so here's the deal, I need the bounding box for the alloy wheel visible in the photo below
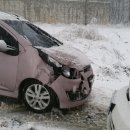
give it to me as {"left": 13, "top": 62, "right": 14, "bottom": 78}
{"left": 25, "top": 84, "right": 50, "bottom": 110}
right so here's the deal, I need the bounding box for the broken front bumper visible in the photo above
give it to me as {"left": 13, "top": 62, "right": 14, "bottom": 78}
{"left": 66, "top": 74, "right": 94, "bottom": 101}
{"left": 50, "top": 70, "right": 94, "bottom": 109}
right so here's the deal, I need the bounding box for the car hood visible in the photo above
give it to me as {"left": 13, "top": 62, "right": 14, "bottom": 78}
{"left": 35, "top": 45, "right": 91, "bottom": 70}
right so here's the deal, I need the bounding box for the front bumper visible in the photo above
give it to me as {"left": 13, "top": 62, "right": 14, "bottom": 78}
{"left": 50, "top": 71, "right": 94, "bottom": 109}
{"left": 108, "top": 86, "right": 130, "bottom": 130}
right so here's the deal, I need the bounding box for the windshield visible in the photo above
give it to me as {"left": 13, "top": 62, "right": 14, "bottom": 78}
{"left": 4, "top": 20, "right": 63, "bottom": 48}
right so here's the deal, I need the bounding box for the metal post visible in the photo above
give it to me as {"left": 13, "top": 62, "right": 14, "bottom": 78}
{"left": 85, "top": 0, "right": 88, "bottom": 25}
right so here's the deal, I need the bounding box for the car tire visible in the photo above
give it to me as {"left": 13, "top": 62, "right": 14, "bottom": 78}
{"left": 22, "top": 82, "right": 54, "bottom": 113}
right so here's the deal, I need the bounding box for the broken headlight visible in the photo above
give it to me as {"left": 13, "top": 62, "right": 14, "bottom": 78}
{"left": 62, "top": 67, "right": 71, "bottom": 78}
{"left": 48, "top": 57, "right": 71, "bottom": 78}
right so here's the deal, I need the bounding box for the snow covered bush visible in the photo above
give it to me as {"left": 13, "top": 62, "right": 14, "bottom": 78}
{"left": 81, "top": 27, "right": 104, "bottom": 40}
{"left": 56, "top": 24, "right": 105, "bottom": 41}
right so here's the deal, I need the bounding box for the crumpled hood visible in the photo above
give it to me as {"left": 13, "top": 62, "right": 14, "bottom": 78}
{"left": 35, "top": 45, "right": 91, "bottom": 70}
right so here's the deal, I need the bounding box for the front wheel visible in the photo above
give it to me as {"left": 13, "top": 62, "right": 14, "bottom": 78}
{"left": 23, "top": 83, "right": 54, "bottom": 113}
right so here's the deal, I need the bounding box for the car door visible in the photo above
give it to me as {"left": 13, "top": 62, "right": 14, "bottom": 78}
{"left": 0, "top": 25, "right": 19, "bottom": 91}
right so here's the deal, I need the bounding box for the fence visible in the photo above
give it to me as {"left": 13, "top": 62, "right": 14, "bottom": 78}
{"left": 0, "top": 0, "right": 113, "bottom": 24}
{"left": 111, "top": 0, "right": 130, "bottom": 24}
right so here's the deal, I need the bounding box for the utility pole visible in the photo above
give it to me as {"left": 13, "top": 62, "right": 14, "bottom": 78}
{"left": 84, "top": 0, "right": 88, "bottom": 25}
{"left": 129, "top": 0, "right": 130, "bottom": 22}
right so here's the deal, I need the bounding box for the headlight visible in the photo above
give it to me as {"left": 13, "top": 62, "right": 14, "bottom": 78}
{"left": 48, "top": 56, "right": 71, "bottom": 78}
{"left": 48, "top": 56, "right": 62, "bottom": 68}
{"left": 62, "top": 67, "right": 71, "bottom": 78}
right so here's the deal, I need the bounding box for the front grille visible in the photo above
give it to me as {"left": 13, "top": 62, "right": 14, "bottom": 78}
{"left": 69, "top": 68, "right": 81, "bottom": 79}
{"left": 66, "top": 90, "right": 87, "bottom": 101}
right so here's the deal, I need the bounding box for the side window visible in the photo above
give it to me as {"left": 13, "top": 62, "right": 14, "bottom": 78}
{"left": 0, "top": 26, "right": 19, "bottom": 56}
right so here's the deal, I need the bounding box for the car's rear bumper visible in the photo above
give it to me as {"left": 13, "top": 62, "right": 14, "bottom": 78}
{"left": 108, "top": 86, "right": 130, "bottom": 130}
{"left": 50, "top": 71, "right": 94, "bottom": 109}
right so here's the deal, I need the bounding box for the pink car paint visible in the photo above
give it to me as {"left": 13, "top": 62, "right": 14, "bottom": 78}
{"left": 0, "top": 12, "right": 94, "bottom": 112}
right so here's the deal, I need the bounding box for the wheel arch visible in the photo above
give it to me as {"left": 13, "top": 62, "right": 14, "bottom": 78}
{"left": 18, "top": 78, "right": 60, "bottom": 108}
{"left": 18, "top": 78, "right": 42, "bottom": 101}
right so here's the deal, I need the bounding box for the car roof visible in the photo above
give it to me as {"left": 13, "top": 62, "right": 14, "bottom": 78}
{"left": 0, "top": 11, "right": 27, "bottom": 21}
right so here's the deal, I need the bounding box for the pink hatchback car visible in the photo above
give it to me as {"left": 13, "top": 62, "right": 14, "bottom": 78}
{"left": 0, "top": 12, "right": 94, "bottom": 113}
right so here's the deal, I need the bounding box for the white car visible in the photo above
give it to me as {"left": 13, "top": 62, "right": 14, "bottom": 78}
{"left": 108, "top": 83, "right": 130, "bottom": 130}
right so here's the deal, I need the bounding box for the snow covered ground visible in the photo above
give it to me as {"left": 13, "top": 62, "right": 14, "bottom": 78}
{"left": 0, "top": 23, "right": 130, "bottom": 130}
{"left": 37, "top": 23, "right": 130, "bottom": 107}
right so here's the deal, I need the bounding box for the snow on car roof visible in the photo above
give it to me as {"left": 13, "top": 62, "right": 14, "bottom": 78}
{"left": 0, "top": 11, "right": 27, "bottom": 21}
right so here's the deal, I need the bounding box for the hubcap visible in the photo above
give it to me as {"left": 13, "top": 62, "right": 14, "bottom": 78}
{"left": 25, "top": 84, "right": 50, "bottom": 110}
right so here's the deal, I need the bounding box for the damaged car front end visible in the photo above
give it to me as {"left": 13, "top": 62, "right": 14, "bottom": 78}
{"left": 0, "top": 12, "right": 94, "bottom": 113}
{"left": 36, "top": 45, "right": 94, "bottom": 108}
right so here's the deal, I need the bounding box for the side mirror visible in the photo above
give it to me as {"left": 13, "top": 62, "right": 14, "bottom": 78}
{"left": 0, "top": 40, "right": 16, "bottom": 52}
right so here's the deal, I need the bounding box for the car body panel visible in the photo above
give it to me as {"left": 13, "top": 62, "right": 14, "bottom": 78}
{"left": 0, "top": 12, "right": 27, "bottom": 21}
{"left": 16, "top": 46, "right": 53, "bottom": 88}
{"left": 36, "top": 45, "right": 91, "bottom": 71}
{"left": 50, "top": 70, "right": 93, "bottom": 108}
{"left": 0, "top": 52, "right": 18, "bottom": 91}
{"left": 108, "top": 86, "right": 130, "bottom": 130}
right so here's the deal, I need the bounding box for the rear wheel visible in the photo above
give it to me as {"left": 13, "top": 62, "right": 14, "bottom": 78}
{"left": 23, "top": 83, "right": 54, "bottom": 113}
